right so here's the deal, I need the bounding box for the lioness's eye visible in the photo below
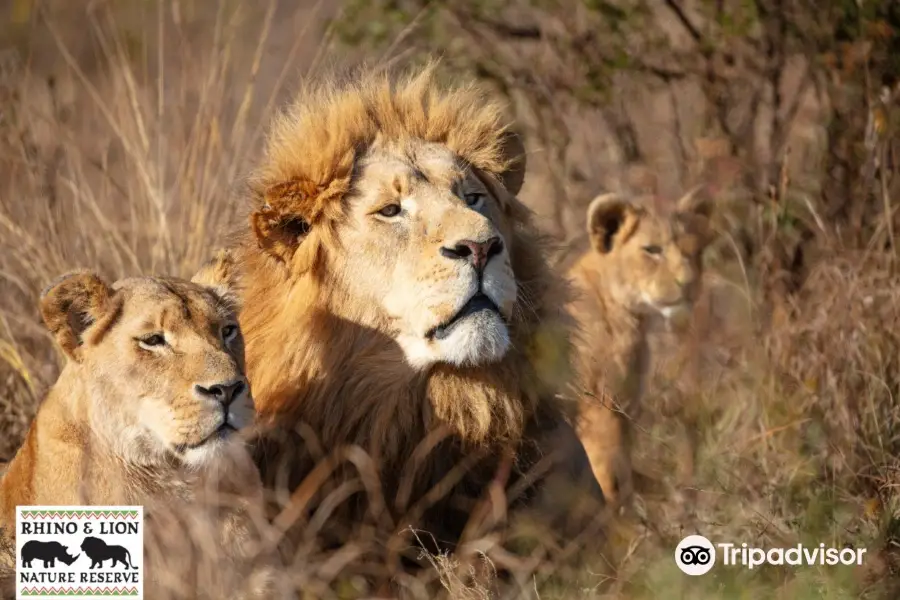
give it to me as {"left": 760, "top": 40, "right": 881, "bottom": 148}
{"left": 138, "top": 334, "right": 166, "bottom": 350}
{"left": 464, "top": 193, "right": 484, "bottom": 208}
{"left": 643, "top": 245, "right": 663, "bottom": 256}
{"left": 377, "top": 204, "right": 402, "bottom": 218}
{"left": 222, "top": 324, "right": 238, "bottom": 341}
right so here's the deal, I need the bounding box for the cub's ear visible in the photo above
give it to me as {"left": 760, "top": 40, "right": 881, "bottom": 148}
{"left": 191, "top": 248, "right": 239, "bottom": 306}
{"left": 675, "top": 185, "right": 715, "bottom": 249}
{"left": 498, "top": 130, "right": 527, "bottom": 196}
{"left": 586, "top": 193, "right": 642, "bottom": 254}
{"left": 40, "top": 270, "right": 113, "bottom": 361}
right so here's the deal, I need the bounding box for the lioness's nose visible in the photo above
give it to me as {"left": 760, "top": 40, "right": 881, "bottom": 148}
{"left": 194, "top": 377, "right": 247, "bottom": 406}
{"left": 440, "top": 237, "right": 504, "bottom": 272}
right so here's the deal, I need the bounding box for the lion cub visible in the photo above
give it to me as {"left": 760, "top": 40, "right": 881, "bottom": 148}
{"left": 0, "top": 259, "right": 280, "bottom": 599}
{"left": 568, "top": 189, "right": 713, "bottom": 508}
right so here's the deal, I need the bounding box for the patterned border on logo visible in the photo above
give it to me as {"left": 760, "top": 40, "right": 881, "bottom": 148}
{"left": 20, "top": 588, "right": 139, "bottom": 597}
{"left": 19, "top": 511, "right": 139, "bottom": 521}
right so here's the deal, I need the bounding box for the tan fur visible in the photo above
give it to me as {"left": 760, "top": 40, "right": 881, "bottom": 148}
{"left": 232, "top": 64, "right": 603, "bottom": 564}
{"left": 569, "top": 188, "right": 714, "bottom": 507}
{"left": 0, "top": 262, "right": 279, "bottom": 599}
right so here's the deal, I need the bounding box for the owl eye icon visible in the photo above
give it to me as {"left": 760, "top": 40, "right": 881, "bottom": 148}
{"left": 675, "top": 535, "right": 716, "bottom": 575}
{"left": 680, "top": 545, "right": 712, "bottom": 565}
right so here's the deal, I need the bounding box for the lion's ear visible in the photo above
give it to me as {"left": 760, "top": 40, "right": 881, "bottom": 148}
{"left": 674, "top": 185, "right": 715, "bottom": 250}
{"left": 586, "top": 193, "right": 641, "bottom": 254}
{"left": 499, "top": 130, "right": 526, "bottom": 196}
{"left": 250, "top": 179, "right": 317, "bottom": 264}
{"left": 191, "top": 248, "right": 240, "bottom": 307}
{"left": 40, "top": 270, "right": 113, "bottom": 361}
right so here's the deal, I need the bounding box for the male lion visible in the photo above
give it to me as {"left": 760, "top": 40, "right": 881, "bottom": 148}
{"left": 80, "top": 536, "right": 137, "bottom": 570}
{"left": 568, "top": 189, "right": 714, "bottom": 508}
{"left": 229, "top": 64, "right": 605, "bottom": 581}
{"left": 0, "top": 262, "right": 282, "bottom": 599}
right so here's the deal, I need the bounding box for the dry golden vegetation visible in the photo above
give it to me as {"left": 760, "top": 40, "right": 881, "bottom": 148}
{"left": 1, "top": 0, "right": 900, "bottom": 598}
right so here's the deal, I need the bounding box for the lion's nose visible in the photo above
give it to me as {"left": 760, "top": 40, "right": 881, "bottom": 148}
{"left": 440, "top": 237, "right": 504, "bottom": 273}
{"left": 194, "top": 377, "right": 247, "bottom": 407}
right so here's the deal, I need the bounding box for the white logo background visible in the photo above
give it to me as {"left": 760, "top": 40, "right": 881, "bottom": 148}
{"left": 675, "top": 534, "right": 716, "bottom": 576}
{"left": 15, "top": 506, "right": 144, "bottom": 600}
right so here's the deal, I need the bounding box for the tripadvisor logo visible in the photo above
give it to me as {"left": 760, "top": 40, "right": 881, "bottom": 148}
{"left": 675, "top": 534, "right": 868, "bottom": 575}
{"left": 15, "top": 505, "right": 144, "bottom": 599}
{"left": 675, "top": 535, "right": 716, "bottom": 576}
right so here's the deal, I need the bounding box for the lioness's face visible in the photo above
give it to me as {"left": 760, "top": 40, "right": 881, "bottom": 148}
{"left": 586, "top": 193, "right": 712, "bottom": 320}
{"left": 333, "top": 140, "right": 517, "bottom": 368}
{"left": 40, "top": 273, "right": 254, "bottom": 465}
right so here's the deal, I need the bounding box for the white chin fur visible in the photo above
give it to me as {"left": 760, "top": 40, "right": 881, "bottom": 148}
{"left": 180, "top": 437, "right": 241, "bottom": 468}
{"left": 398, "top": 311, "right": 510, "bottom": 369}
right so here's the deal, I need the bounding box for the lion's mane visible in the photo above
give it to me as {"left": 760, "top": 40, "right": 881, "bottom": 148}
{"left": 235, "top": 64, "right": 581, "bottom": 533}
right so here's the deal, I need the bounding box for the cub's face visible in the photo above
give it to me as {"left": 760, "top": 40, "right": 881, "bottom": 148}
{"left": 40, "top": 271, "right": 254, "bottom": 466}
{"left": 331, "top": 140, "right": 519, "bottom": 369}
{"left": 584, "top": 192, "right": 713, "bottom": 320}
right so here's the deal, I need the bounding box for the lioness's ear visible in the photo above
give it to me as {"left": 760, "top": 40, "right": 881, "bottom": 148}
{"left": 675, "top": 185, "right": 715, "bottom": 249}
{"left": 499, "top": 130, "right": 527, "bottom": 196}
{"left": 586, "top": 193, "right": 641, "bottom": 254}
{"left": 40, "top": 270, "right": 113, "bottom": 361}
{"left": 191, "top": 248, "right": 240, "bottom": 307}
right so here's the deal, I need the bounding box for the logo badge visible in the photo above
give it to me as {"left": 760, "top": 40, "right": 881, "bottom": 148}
{"left": 15, "top": 506, "right": 144, "bottom": 599}
{"left": 675, "top": 534, "right": 716, "bottom": 576}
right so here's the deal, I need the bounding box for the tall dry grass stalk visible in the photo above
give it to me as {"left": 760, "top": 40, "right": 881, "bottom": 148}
{"left": 0, "top": 0, "right": 330, "bottom": 458}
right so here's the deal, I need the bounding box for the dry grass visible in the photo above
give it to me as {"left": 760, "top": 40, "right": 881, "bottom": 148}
{"left": 0, "top": 0, "right": 316, "bottom": 457}
{"left": 1, "top": 1, "right": 899, "bottom": 599}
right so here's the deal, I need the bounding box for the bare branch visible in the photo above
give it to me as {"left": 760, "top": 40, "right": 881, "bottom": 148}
{"left": 663, "top": 0, "right": 704, "bottom": 46}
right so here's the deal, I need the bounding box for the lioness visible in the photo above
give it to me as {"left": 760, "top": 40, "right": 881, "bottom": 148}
{"left": 226, "top": 63, "right": 604, "bottom": 587}
{"left": 568, "top": 190, "right": 714, "bottom": 507}
{"left": 0, "top": 264, "right": 280, "bottom": 599}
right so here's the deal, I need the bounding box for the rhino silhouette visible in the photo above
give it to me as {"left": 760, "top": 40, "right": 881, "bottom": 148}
{"left": 21, "top": 540, "right": 79, "bottom": 568}
{"left": 80, "top": 536, "right": 137, "bottom": 569}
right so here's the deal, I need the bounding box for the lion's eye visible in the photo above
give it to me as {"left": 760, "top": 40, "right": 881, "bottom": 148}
{"left": 643, "top": 245, "right": 663, "bottom": 256}
{"left": 464, "top": 193, "right": 484, "bottom": 208}
{"left": 222, "top": 324, "right": 238, "bottom": 342}
{"left": 138, "top": 334, "right": 166, "bottom": 350}
{"left": 377, "top": 204, "right": 402, "bottom": 218}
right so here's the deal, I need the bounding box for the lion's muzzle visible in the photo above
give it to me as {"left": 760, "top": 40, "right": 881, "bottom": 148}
{"left": 439, "top": 236, "right": 504, "bottom": 274}
{"left": 193, "top": 377, "right": 247, "bottom": 408}
{"left": 427, "top": 293, "right": 502, "bottom": 340}
{"left": 172, "top": 376, "right": 255, "bottom": 453}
